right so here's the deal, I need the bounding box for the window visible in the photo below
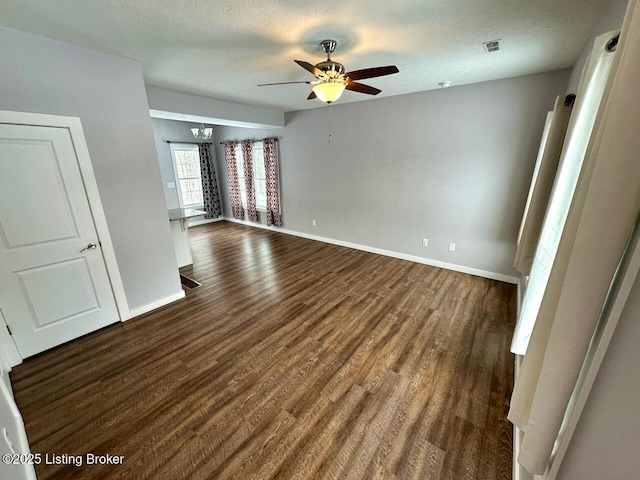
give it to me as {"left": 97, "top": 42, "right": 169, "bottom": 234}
{"left": 235, "top": 142, "right": 267, "bottom": 210}
{"left": 170, "top": 144, "right": 203, "bottom": 208}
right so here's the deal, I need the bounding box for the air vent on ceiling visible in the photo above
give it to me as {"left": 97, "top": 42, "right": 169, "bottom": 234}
{"left": 483, "top": 39, "right": 502, "bottom": 53}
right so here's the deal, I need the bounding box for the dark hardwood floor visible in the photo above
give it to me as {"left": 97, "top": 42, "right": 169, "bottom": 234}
{"left": 10, "top": 221, "right": 515, "bottom": 480}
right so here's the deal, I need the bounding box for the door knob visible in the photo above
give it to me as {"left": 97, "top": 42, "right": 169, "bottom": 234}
{"left": 80, "top": 243, "right": 97, "bottom": 253}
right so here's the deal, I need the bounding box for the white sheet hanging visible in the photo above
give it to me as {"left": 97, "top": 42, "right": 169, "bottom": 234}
{"left": 509, "top": 1, "right": 640, "bottom": 472}
{"left": 510, "top": 31, "right": 617, "bottom": 356}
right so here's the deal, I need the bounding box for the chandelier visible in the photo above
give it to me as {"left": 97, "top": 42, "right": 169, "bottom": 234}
{"left": 191, "top": 124, "right": 213, "bottom": 140}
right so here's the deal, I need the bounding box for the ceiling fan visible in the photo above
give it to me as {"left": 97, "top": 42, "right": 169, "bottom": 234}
{"left": 258, "top": 39, "right": 399, "bottom": 104}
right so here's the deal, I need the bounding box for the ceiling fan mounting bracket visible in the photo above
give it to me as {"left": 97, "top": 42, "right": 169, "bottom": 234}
{"left": 320, "top": 39, "right": 337, "bottom": 56}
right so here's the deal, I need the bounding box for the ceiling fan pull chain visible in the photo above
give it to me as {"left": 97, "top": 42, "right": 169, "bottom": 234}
{"left": 328, "top": 103, "right": 332, "bottom": 144}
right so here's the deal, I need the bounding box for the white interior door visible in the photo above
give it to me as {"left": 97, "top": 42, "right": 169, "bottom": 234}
{"left": 0, "top": 123, "right": 119, "bottom": 358}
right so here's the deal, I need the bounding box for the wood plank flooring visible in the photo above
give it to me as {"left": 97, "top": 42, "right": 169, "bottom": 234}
{"left": 10, "top": 221, "right": 516, "bottom": 480}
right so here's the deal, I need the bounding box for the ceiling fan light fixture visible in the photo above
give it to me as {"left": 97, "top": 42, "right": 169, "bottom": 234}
{"left": 312, "top": 81, "right": 346, "bottom": 103}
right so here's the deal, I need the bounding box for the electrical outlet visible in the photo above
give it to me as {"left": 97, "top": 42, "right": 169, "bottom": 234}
{"left": 422, "top": 238, "right": 429, "bottom": 247}
{"left": 448, "top": 243, "right": 456, "bottom": 252}
{"left": 312, "top": 220, "right": 317, "bottom": 227}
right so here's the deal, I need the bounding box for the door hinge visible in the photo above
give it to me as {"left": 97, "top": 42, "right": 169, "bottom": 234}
{"left": 5, "top": 324, "right": 12, "bottom": 336}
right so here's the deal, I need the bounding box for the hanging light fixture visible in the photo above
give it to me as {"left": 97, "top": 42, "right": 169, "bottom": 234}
{"left": 312, "top": 80, "right": 347, "bottom": 104}
{"left": 191, "top": 123, "right": 213, "bottom": 140}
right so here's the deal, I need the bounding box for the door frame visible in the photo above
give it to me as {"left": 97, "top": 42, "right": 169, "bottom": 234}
{"left": 0, "top": 110, "right": 129, "bottom": 367}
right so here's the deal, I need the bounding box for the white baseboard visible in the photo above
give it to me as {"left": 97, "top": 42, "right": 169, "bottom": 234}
{"left": 187, "top": 216, "right": 224, "bottom": 227}
{"left": 220, "top": 217, "right": 518, "bottom": 284}
{"left": 124, "top": 290, "right": 185, "bottom": 320}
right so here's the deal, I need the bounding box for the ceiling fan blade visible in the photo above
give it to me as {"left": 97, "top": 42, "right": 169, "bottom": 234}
{"left": 345, "top": 66, "right": 399, "bottom": 81}
{"left": 307, "top": 91, "right": 317, "bottom": 100}
{"left": 294, "top": 60, "right": 321, "bottom": 77}
{"left": 258, "top": 81, "right": 312, "bottom": 86}
{"left": 346, "top": 81, "right": 381, "bottom": 95}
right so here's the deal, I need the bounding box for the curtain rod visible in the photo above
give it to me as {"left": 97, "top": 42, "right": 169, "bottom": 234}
{"left": 219, "top": 138, "right": 279, "bottom": 145}
{"left": 164, "top": 140, "right": 212, "bottom": 144}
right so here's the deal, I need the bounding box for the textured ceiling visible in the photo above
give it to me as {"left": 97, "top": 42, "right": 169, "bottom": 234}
{"left": 0, "top": 0, "right": 612, "bottom": 112}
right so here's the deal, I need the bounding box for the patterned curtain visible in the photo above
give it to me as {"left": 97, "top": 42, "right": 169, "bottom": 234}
{"left": 241, "top": 140, "right": 258, "bottom": 222}
{"left": 262, "top": 138, "right": 282, "bottom": 226}
{"left": 197, "top": 143, "right": 222, "bottom": 219}
{"left": 224, "top": 141, "right": 244, "bottom": 219}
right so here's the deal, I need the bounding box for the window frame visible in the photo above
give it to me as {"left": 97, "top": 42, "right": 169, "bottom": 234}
{"left": 169, "top": 143, "right": 204, "bottom": 209}
{"left": 235, "top": 142, "right": 267, "bottom": 212}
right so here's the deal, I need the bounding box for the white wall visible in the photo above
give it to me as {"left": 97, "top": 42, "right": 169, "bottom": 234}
{"left": 556, "top": 270, "right": 640, "bottom": 479}
{"left": 214, "top": 70, "right": 570, "bottom": 280}
{"left": 147, "top": 86, "right": 284, "bottom": 128}
{"left": 0, "top": 26, "right": 182, "bottom": 314}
